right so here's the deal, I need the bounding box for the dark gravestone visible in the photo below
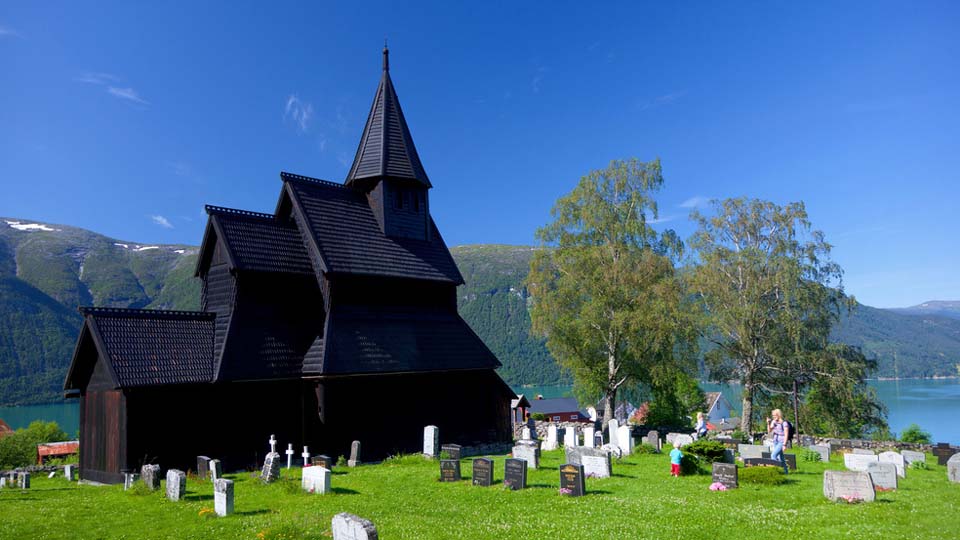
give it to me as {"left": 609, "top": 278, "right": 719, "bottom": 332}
{"left": 800, "top": 435, "right": 815, "bottom": 447}
{"left": 348, "top": 441, "right": 361, "bottom": 467}
{"left": 440, "top": 459, "right": 461, "bottom": 482}
{"left": 712, "top": 462, "right": 738, "bottom": 489}
{"left": 441, "top": 444, "right": 462, "bottom": 460}
{"left": 197, "top": 456, "right": 211, "bottom": 479}
{"left": 472, "top": 458, "right": 493, "bottom": 487}
{"left": 503, "top": 458, "right": 527, "bottom": 490}
{"left": 559, "top": 463, "right": 585, "bottom": 497}
{"left": 932, "top": 443, "right": 958, "bottom": 466}
{"left": 761, "top": 452, "right": 797, "bottom": 470}
{"left": 141, "top": 464, "right": 161, "bottom": 491}
{"left": 744, "top": 458, "right": 786, "bottom": 468}
{"left": 312, "top": 455, "right": 332, "bottom": 470}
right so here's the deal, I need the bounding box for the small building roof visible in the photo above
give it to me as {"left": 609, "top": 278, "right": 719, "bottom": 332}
{"left": 705, "top": 392, "right": 722, "bottom": 411}
{"left": 529, "top": 397, "right": 583, "bottom": 416}
{"left": 196, "top": 205, "right": 314, "bottom": 276}
{"left": 0, "top": 418, "right": 12, "bottom": 438}
{"left": 65, "top": 308, "right": 215, "bottom": 390}
{"left": 37, "top": 440, "right": 79, "bottom": 460}
{"left": 345, "top": 47, "right": 431, "bottom": 189}
{"left": 511, "top": 395, "right": 531, "bottom": 409}
{"left": 282, "top": 173, "right": 463, "bottom": 284}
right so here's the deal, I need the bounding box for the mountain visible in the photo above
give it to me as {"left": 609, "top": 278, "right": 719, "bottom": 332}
{"left": 0, "top": 217, "right": 957, "bottom": 406}
{"left": 890, "top": 300, "right": 960, "bottom": 321}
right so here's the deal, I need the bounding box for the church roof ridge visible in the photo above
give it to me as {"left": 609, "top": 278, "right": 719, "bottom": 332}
{"left": 79, "top": 306, "right": 215, "bottom": 319}
{"left": 280, "top": 171, "right": 347, "bottom": 190}
{"left": 204, "top": 205, "right": 276, "bottom": 220}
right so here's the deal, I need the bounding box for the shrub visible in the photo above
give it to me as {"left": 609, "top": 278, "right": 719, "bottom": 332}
{"left": 683, "top": 440, "right": 727, "bottom": 463}
{"left": 336, "top": 455, "right": 347, "bottom": 467}
{"left": 740, "top": 466, "right": 787, "bottom": 485}
{"left": 900, "top": 424, "right": 932, "bottom": 444}
{"left": 634, "top": 443, "right": 659, "bottom": 454}
{"left": 531, "top": 413, "right": 549, "bottom": 421}
{"left": 680, "top": 453, "right": 703, "bottom": 475}
{"left": 910, "top": 460, "right": 929, "bottom": 471}
{"left": 730, "top": 430, "right": 748, "bottom": 443}
{"left": 127, "top": 481, "right": 154, "bottom": 496}
{"left": 0, "top": 421, "right": 70, "bottom": 469}
{"left": 799, "top": 449, "right": 822, "bottom": 462}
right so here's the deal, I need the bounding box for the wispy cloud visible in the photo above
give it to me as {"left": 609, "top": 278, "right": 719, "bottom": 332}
{"left": 107, "top": 86, "right": 149, "bottom": 105}
{"left": 76, "top": 72, "right": 119, "bottom": 85}
{"left": 166, "top": 160, "right": 192, "bottom": 177}
{"left": 648, "top": 215, "right": 677, "bottom": 225}
{"left": 285, "top": 94, "right": 313, "bottom": 133}
{"left": 679, "top": 196, "right": 710, "bottom": 209}
{"left": 638, "top": 91, "right": 686, "bottom": 111}
{"left": 150, "top": 215, "right": 173, "bottom": 229}
{"left": 0, "top": 25, "right": 21, "bottom": 38}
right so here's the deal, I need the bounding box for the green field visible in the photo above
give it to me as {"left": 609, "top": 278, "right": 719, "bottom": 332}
{"left": 2, "top": 450, "right": 958, "bottom": 539}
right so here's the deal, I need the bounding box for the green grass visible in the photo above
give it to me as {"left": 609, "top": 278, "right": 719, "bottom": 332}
{"left": 2, "top": 450, "right": 959, "bottom": 539}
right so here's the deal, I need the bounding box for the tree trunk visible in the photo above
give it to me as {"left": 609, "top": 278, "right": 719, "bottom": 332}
{"left": 603, "top": 387, "right": 617, "bottom": 433}
{"left": 792, "top": 378, "right": 800, "bottom": 446}
{"left": 740, "top": 380, "right": 754, "bottom": 436}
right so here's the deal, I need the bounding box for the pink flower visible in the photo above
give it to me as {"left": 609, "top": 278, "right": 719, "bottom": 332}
{"left": 709, "top": 482, "right": 728, "bottom": 491}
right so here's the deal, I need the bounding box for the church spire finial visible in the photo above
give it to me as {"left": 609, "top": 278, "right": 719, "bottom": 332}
{"left": 383, "top": 39, "right": 389, "bottom": 72}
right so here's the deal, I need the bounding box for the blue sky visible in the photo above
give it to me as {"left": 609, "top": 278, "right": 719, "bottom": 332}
{"left": 1, "top": 2, "right": 957, "bottom": 308}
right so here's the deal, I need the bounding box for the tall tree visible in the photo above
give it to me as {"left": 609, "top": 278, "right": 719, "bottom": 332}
{"left": 689, "top": 198, "right": 844, "bottom": 433}
{"left": 527, "top": 158, "right": 696, "bottom": 428}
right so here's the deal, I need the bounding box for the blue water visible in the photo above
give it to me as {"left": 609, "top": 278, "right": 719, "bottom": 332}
{"left": 513, "top": 379, "right": 960, "bottom": 444}
{"left": 3, "top": 379, "right": 958, "bottom": 444}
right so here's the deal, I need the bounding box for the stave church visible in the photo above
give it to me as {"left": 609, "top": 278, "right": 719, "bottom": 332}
{"left": 63, "top": 48, "right": 514, "bottom": 484}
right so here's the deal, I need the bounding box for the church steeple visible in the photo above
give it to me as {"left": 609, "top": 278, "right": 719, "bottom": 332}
{"left": 345, "top": 46, "right": 432, "bottom": 190}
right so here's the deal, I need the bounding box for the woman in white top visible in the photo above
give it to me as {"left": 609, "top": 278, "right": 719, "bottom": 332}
{"left": 694, "top": 412, "right": 707, "bottom": 440}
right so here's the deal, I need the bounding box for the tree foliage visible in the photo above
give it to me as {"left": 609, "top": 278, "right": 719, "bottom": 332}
{"left": 0, "top": 420, "right": 69, "bottom": 469}
{"left": 527, "top": 158, "right": 697, "bottom": 427}
{"left": 899, "top": 423, "right": 932, "bottom": 444}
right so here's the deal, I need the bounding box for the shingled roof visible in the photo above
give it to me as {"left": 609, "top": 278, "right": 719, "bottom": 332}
{"left": 283, "top": 173, "right": 463, "bottom": 284}
{"left": 67, "top": 308, "right": 215, "bottom": 388}
{"left": 196, "top": 206, "right": 313, "bottom": 276}
{"left": 304, "top": 304, "right": 499, "bottom": 376}
{"left": 345, "top": 47, "right": 431, "bottom": 189}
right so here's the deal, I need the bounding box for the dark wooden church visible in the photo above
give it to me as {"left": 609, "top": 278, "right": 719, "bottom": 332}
{"left": 64, "top": 48, "right": 514, "bottom": 484}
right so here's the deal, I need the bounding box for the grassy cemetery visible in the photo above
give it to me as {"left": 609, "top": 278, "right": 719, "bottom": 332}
{"left": 3, "top": 441, "right": 959, "bottom": 539}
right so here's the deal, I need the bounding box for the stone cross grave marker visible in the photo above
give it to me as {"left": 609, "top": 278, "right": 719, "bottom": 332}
{"left": 348, "top": 440, "right": 361, "bottom": 467}
{"left": 301, "top": 446, "right": 311, "bottom": 467}
{"left": 878, "top": 451, "right": 906, "bottom": 478}
{"left": 261, "top": 452, "right": 281, "bottom": 483}
{"left": 512, "top": 444, "right": 540, "bottom": 470}
{"left": 423, "top": 426, "right": 439, "bottom": 458}
{"left": 197, "top": 456, "right": 211, "bottom": 479}
{"left": 712, "top": 462, "right": 738, "bottom": 489}
{"left": 302, "top": 466, "right": 331, "bottom": 494}
{"left": 564, "top": 425, "right": 577, "bottom": 448}
{"left": 617, "top": 425, "right": 633, "bottom": 455}
{"left": 543, "top": 425, "right": 558, "bottom": 451}
{"left": 646, "top": 430, "right": 661, "bottom": 452}
{"left": 18, "top": 472, "right": 30, "bottom": 489}
{"left": 269, "top": 434, "right": 277, "bottom": 454}
{"left": 866, "top": 461, "right": 898, "bottom": 490}
{"left": 901, "top": 450, "right": 925, "bottom": 465}
{"left": 286, "top": 444, "right": 295, "bottom": 469}
{"left": 441, "top": 444, "right": 462, "bottom": 460}
{"left": 166, "top": 469, "right": 186, "bottom": 502}
{"left": 823, "top": 470, "right": 875, "bottom": 502}
{"left": 608, "top": 419, "right": 620, "bottom": 448}
{"left": 440, "top": 459, "right": 461, "bottom": 482}
{"left": 808, "top": 445, "right": 830, "bottom": 463}
{"left": 214, "top": 478, "right": 234, "bottom": 516}
{"left": 843, "top": 453, "right": 879, "bottom": 472}
{"left": 559, "top": 463, "right": 585, "bottom": 497}
{"left": 210, "top": 459, "right": 222, "bottom": 482}
{"left": 932, "top": 443, "right": 958, "bottom": 466}
{"left": 332, "top": 512, "right": 379, "bottom": 540}
{"left": 948, "top": 453, "right": 960, "bottom": 483}
{"left": 472, "top": 458, "right": 493, "bottom": 487}
{"left": 503, "top": 458, "right": 527, "bottom": 490}
{"left": 313, "top": 455, "right": 332, "bottom": 470}
{"left": 583, "top": 426, "right": 596, "bottom": 448}
{"left": 142, "top": 464, "right": 161, "bottom": 490}
{"left": 738, "top": 444, "right": 766, "bottom": 460}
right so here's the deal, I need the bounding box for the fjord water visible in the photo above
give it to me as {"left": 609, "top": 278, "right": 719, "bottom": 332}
{"left": 516, "top": 379, "right": 960, "bottom": 444}
{"left": 2, "top": 379, "right": 958, "bottom": 444}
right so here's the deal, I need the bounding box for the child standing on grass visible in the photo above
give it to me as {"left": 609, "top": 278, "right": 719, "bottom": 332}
{"left": 670, "top": 441, "right": 682, "bottom": 477}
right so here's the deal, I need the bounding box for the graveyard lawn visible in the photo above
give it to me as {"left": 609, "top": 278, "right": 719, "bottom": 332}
{"left": 2, "top": 451, "right": 959, "bottom": 539}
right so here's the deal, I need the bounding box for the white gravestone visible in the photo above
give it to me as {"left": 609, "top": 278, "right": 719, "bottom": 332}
{"left": 901, "top": 450, "right": 925, "bottom": 465}
{"left": 512, "top": 444, "right": 540, "bottom": 470}
{"left": 608, "top": 419, "right": 620, "bottom": 448}
{"left": 166, "top": 469, "right": 186, "bottom": 501}
{"left": 878, "top": 451, "right": 906, "bottom": 478}
{"left": 843, "top": 453, "right": 879, "bottom": 472}
{"left": 269, "top": 434, "right": 277, "bottom": 453}
{"left": 302, "top": 466, "right": 331, "bottom": 494}
{"left": 0, "top": 477, "right": 5, "bottom": 489}
{"left": 332, "top": 512, "right": 379, "bottom": 540}
{"left": 738, "top": 444, "right": 766, "bottom": 460}
{"left": 423, "top": 426, "right": 439, "bottom": 458}
{"left": 302, "top": 446, "right": 311, "bottom": 467}
{"left": 564, "top": 426, "right": 578, "bottom": 448}
{"left": 209, "top": 459, "right": 222, "bottom": 482}
{"left": 823, "top": 470, "right": 875, "bottom": 502}
{"left": 214, "top": 478, "right": 234, "bottom": 516}
{"left": 581, "top": 454, "right": 612, "bottom": 478}
{"left": 286, "top": 443, "right": 295, "bottom": 469}
{"left": 674, "top": 434, "right": 694, "bottom": 447}
{"left": 852, "top": 448, "right": 875, "bottom": 455}
{"left": 64, "top": 464, "right": 75, "bottom": 481}
{"left": 123, "top": 472, "right": 138, "bottom": 490}
{"left": 18, "top": 472, "right": 30, "bottom": 489}
{"left": 583, "top": 426, "right": 596, "bottom": 448}
{"left": 543, "top": 425, "right": 558, "bottom": 451}
{"left": 617, "top": 425, "right": 633, "bottom": 455}
{"left": 808, "top": 445, "right": 830, "bottom": 463}
{"left": 948, "top": 453, "right": 960, "bottom": 483}
{"left": 866, "top": 461, "right": 898, "bottom": 490}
